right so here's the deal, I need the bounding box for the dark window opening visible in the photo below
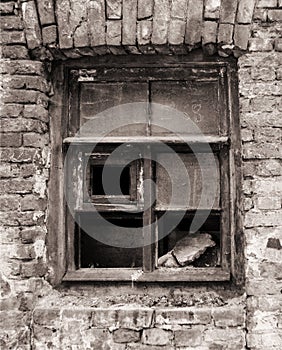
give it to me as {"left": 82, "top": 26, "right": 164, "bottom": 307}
{"left": 91, "top": 165, "right": 130, "bottom": 196}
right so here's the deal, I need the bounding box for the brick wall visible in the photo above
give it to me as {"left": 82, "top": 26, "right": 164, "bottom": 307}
{"left": 0, "top": 1, "right": 281, "bottom": 349}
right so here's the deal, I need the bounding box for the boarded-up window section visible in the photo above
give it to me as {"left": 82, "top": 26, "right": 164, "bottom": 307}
{"left": 156, "top": 153, "right": 220, "bottom": 210}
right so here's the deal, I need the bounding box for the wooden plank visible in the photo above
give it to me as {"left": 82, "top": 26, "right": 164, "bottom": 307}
{"left": 219, "top": 146, "right": 231, "bottom": 272}
{"left": 62, "top": 54, "right": 231, "bottom": 69}
{"left": 63, "top": 135, "right": 229, "bottom": 145}
{"left": 156, "top": 153, "right": 220, "bottom": 210}
{"left": 74, "top": 67, "right": 220, "bottom": 82}
{"left": 227, "top": 64, "right": 244, "bottom": 285}
{"left": 48, "top": 64, "right": 66, "bottom": 285}
{"left": 63, "top": 267, "right": 230, "bottom": 282}
{"left": 68, "top": 70, "right": 80, "bottom": 137}
{"left": 143, "top": 147, "right": 156, "bottom": 272}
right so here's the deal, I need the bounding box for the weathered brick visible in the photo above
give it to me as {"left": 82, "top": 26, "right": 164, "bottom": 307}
{"left": 212, "top": 306, "right": 245, "bottom": 327}
{"left": 0, "top": 179, "right": 33, "bottom": 194}
{"left": 234, "top": 24, "right": 251, "bottom": 50}
{"left": 242, "top": 111, "right": 282, "bottom": 129}
{"left": 249, "top": 38, "right": 273, "bottom": 51}
{"left": 21, "top": 261, "right": 47, "bottom": 278}
{"left": 2, "top": 76, "right": 49, "bottom": 94}
{"left": 168, "top": 19, "right": 186, "bottom": 45}
{"left": 171, "top": 0, "right": 188, "bottom": 20}
{"left": 106, "top": 0, "right": 122, "bottom": 19}
{"left": 122, "top": 0, "right": 137, "bottom": 45}
{"left": 247, "top": 332, "right": 282, "bottom": 348}
{"left": 0, "top": 210, "right": 44, "bottom": 226}
{"left": 23, "top": 133, "right": 49, "bottom": 148}
{"left": 241, "top": 128, "right": 254, "bottom": 142}
{"left": 21, "top": 227, "right": 46, "bottom": 244}
{"left": 36, "top": 0, "right": 55, "bottom": 26}
{"left": 0, "top": 133, "right": 22, "bottom": 147}
{"left": 156, "top": 308, "right": 212, "bottom": 325}
{"left": 0, "top": 227, "right": 21, "bottom": 244}
{"left": 0, "top": 104, "right": 23, "bottom": 118}
{"left": 137, "top": 0, "right": 153, "bottom": 19}
{"left": 1, "top": 148, "right": 38, "bottom": 163}
{"left": 204, "top": 0, "right": 220, "bottom": 19}
{"left": 42, "top": 25, "right": 57, "bottom": 45}
{"left": 277, "top": 67, "right": 282, "bottom": 79}
{"left": 256, "top": 197, "right": 281, "bottom": 210}
{"left": 20, "top": 195, "right": 47, "bottom": 212}
{"left": 253, "top": 8, "right": 268, "bottom": 21}
{"left": 205, "top": 328, "right": 245, "bottom": 342}
{"left": 151, "top": 0, "right": 170, "bottom": 45}
{"left": 174, "top": 327, "right": 203, "bottom": 347}
{"left": 3, "top": 90, "right": 48, "bottom": 105}
{"left": 251, "top": 96, "right": 276, "bottom": 112}
{"left": 72, "top": 1, "right": 89, "bottom": 48}
{"left": 33, "top": 308, "right": 60, "bottom": 326}
{"left": 106, "top": 20, "right": 121, "bottom": 46}
{"left": 0, "top": 1, "right": 14, "bottom": 14}
{"left": 12, "top": 244, "right": 36, "bottom": 260}
{"left": 257, "top": 0, "right": 277, "bottom": 7}
{"left": 0, "top": 195, "right": 20, "bottom": 211}
{"left": 0, "top": 31, "right": 26, "bottom": 45}
{"left": 243, "top": 143, "right": 281, "bottom": 159}
{"left": 1, "top": 118, "right": 47, "bottom": 133}
{"left": 275, "top": 38, "right": 282, "bottom": 51}
{"left": 245, "top": 210, "right": 282, "bottom": 228}
{"left": 20, "top": 164, "right": 37, "bottom": 178}
{"left": 137, "top": 20, "right": 153, "bottom": 45}
{"left": 256, "top": 160, "right": 281, "bottom": 177}
{"left": 185, "top": 0, "right": 203, "bottom": 45}
{"left": 237, "top": 0, "right": 256, "bottom": 24}
{"left": 127, "top": 344, "right": 172, "bottom": 350}
{"left": 220, "top": 0, "right": 238, "bottom": 24}
{"left": 142, "top": 329, "right": 172, "bottom": 346}
{"left": 1, "top": 46, "right": 29, "bottom": 59}
{"left": 0, "top": 16, "right": 23, "bottom": 30}
{"left": 268, "top": 9, "right": 282, "bottom": 22}
{"left": 0, "top": 60, "right": 45, "bottom": 76}
{"left": 0, "top": 163, "right": 19, "bottom": 178}
{"left": 253, "top": 178, "right": 282, "bottom": 194}
{"left": 218, "top": 23, "right": 233, "bottom": 44}
{"left": 88, "top": 0, "right": 106, "bottom": 47}
{"left": 251, "top": 66, "right": 276, "bottom": 81}
{"left": 23, "top": 105, "right": 49, "bottom": 123}
{"left": 91, "top": 308, "right": 154, "bottom": 329}
{"left": 113, "top": 329, "right": 141, "bottom": 343}
{"left": 21, "top": 0, "right": 42, "bottom": 49}
{"left": 202, "top": 21, "right": 218, "bottom": 44}
{"left": 255, "top": 127, "right": 281, "bottom": 143}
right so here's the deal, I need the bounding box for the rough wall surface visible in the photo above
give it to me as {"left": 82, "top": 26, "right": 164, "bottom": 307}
{"left": 0, "top": 1, "right": 281, "bottom": 349}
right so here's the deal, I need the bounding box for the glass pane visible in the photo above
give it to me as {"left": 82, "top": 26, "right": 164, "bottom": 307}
{"left": 151, "top": 80, "right": 220, "bottom": 135}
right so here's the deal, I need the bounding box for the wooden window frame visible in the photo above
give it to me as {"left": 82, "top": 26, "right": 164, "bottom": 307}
{"left": 48, "top": 54, "right": 243, "bottom": 285}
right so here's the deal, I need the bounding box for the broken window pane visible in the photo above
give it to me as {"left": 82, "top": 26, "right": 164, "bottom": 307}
{"left": 78, "top": 213, "right": 143, "bottom": 268}
{"left": 158, "top": 213, "right": 220, "bottom": 268}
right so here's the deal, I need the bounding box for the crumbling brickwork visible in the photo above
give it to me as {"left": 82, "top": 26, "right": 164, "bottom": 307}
{"left": 0, "top": 1, "right": 281, "bottom": 349}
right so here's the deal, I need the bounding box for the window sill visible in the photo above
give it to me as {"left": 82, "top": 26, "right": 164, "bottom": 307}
{"left": 63, "top": 267, "right": 230, "bottom": 283}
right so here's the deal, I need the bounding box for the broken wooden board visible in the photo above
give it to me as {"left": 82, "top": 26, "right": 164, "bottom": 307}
{"left": 158, "top": 233, "right": 216, "bottom": 267}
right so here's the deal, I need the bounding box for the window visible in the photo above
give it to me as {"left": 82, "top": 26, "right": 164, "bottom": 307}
{"left": 56, "top": 56, "right": 242, "bottom": 283}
